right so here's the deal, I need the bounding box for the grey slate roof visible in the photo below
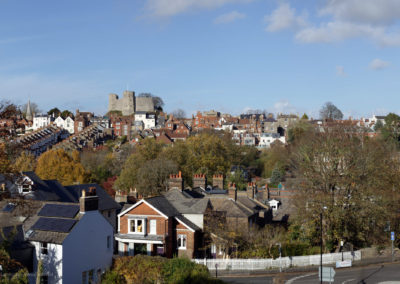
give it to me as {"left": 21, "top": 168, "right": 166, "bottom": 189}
{"left": 145, "top": 196, "right": 180, "bottom": 217}
{"left": 21, "top": 172, "right": 76, "bottom": 202}
{"left": 20, "top": 172, "right": 120, "bottom": 211}
{"left": 164, "top": 188, "right": 210, "bottom": 214}
{"left": 24, "top": 202, "right": 82, "bottom": 244}
{"left": 65, "top": 184, "right": 121, "bottom": 211}
{"left": 175, "top": 215, "right": 201, "bottom": 231}
{"left": 123, "top": 195, "right": 202, "bottom": 232}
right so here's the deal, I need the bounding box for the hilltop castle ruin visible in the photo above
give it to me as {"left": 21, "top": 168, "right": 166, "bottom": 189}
{"left": 108, "top": 90, "right": 155, "bottom": 116}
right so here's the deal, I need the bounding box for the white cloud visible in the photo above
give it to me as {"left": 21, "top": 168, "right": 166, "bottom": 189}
{"left": 214, "top": 11, "right": 245, "bottom": 24}
{"left": 273, "top": 99, "right": 297, "bottom": 114}
{"left": 369, "top": 58, "right": 390, "bottom": 70}
{"left": 320, "top": 0, "right": 400, "bottom": 25}
{"left": 264, "top": 3, "right": 307, "bottom": 32}
{"left": 145, "top": 0, "right": 251, "bottom": 18}
{"left": 336, "top": 65, "right": 346, "bottom": 76}
{"left": 266, "top": 1, "right": 400, "bottom": 47}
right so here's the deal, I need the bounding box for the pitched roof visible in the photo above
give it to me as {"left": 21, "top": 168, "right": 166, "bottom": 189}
{"left": 21, "top": 172, "right": 76, "bottom": 202}
{"left": 24, "top": 202, "right": 82, "bottom": 244}
{"left": 20, "top": 172, "right": 120, "bottom": 211}
{"left": 65, "top": 184, "right": 121, "bottom": 211}
{"left": 145, "top": 196, "right": 180, "bottom": 217}
{"left": 164, "top": 188, "right": 210, "bottom": 214}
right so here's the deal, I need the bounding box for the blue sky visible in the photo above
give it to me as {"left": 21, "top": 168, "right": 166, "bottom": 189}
{"left": 1, "top": 0, "right": 400, "bottom": 118}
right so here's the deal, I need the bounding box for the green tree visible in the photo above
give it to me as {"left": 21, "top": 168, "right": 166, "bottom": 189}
{"left": 0, "top": 143, "right": 12, "bottom": 173}
{"left": 290, "top": 124, "right": 400, "bottom": 249}
{"left": 115, "top": 139, "right": 164, "bottom": 192}
{"left": 319, "top": 102, "right": 343, "bottom": 120}
{"left": 301, "top": 113, "right": 309, "bottom": 120}
{"left": 136, "top": 158, "right": 178, "bottom": 196}
{"left": 61, "top": 110, "right": 73, "bottom": 119}
{"left": 228, "top": 169, "right": 247, "bottom": 191}
{"left": 47, "top": 107, "right": 61, "bottom": 117}
{"left": 270, "top": 167, "right": 283, "bottom": 185}
{"left": 35, "top": 149, "right": 87, "bottom": 185}
{"left": 14, "top": 152, "right": 36, "bottom": 172}
{"left": 381, "top": 113, "right": 400, "bottom": 146}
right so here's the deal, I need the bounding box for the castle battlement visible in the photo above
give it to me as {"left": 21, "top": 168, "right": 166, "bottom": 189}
{"left": 108, "top": 90, "right": 154, "bottom": 116}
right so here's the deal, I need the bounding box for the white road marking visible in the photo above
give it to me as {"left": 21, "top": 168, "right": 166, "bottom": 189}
{"left": 342, "top": 279, "right": 355, "bottom": 284}
{"left": 285, "top": 273, "right": 316, "bottom": 284}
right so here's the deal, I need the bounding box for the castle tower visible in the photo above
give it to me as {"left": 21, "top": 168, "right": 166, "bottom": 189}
{"left": 26, "top": 100, "right": 33, "bottom": 121}
{"left": 108, "top": 91, "right": 135, "bottom": 116}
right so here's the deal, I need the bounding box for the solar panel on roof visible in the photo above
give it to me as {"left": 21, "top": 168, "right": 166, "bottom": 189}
{"left": 31, "top": 217, "right": 77, "bottom": 233}
{"left": 38, "top": 204, "right": 79, "bottom": 218}
{"left": 2, "top": 203, "right": 15, "bottom": 213}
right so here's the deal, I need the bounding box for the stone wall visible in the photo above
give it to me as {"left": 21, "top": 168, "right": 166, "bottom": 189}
{"left": 108, "top": 90, "right": 155, "bottom": 116}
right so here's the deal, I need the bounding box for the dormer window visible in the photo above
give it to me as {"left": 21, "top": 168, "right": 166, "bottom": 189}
{"left": 22, "top": 184, "right": 31, "bottom": 193}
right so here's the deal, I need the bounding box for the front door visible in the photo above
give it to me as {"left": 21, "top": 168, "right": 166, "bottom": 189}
{"left": 134, "top": 243, "right": 147, "bottom": 255}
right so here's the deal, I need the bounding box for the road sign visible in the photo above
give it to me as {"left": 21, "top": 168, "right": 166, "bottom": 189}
{"left": 336, "top": 260, "right": 352, "bottom": 268}
{"left": 391, "top": 231, "right": 395, "bottom": 241}
{"left": 319, "top": 267, "right": 335, "bottom": 282}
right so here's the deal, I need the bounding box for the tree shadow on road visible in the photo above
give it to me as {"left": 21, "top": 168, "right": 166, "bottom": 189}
{"left": 358, "top": 265, "right": 384, "bottom": 284}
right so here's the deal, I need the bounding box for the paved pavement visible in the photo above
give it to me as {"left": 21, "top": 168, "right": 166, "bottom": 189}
{"left": 220, "top": 262, "right": 400, "bottom": 284}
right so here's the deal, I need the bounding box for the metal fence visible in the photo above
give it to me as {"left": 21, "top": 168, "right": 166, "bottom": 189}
{"left": 193, "top": 251, "right": 361, "bottom": 271}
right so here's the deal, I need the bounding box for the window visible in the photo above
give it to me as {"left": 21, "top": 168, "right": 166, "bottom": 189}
{"left": 149, "top": 219, "right": 156, "bottom": 235}
{"left": 82, "top": 271, "right": 87, "bottom": 284}
{"left": 129, "top": 219, "right": 145, "bottom": 234}
{"left": 40, "top": 275, "right": 48, "bottom": 284}
{"left": 177, "top": 235, "right": 186, "bottom": 250}
{"left": 107, "top": 236, "right": 111, "bottom": 249}
{"left": 89, "top": 269, "right": 94, "bottom": 283}
{"left": 40, "top": 242, "right": 48, "bottom": 255}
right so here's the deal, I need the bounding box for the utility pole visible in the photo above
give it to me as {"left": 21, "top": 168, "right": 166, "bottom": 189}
{"left": 320, "top": 212, "right": 323, "bottom": 284}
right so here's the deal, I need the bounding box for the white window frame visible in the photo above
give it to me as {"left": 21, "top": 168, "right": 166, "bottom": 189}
{"left": 128, "top": 218, "right": 146, "bottom": 234}
{"left": 40, "top": 242, "right": 48, "bottom": 255}
{"left": 149, "top": 219, "right": 156, "bottom": 235}
{"left": 177, "top": 234, "right": 187, "bottom": 250}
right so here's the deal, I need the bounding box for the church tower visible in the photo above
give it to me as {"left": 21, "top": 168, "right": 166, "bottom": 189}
{"left": 26, "top": 100, "right": 33, "bottom": 121}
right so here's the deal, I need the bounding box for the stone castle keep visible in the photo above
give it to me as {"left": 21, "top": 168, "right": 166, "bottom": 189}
{"left": 108, "top": 90, "right": 155, "bottom": 116}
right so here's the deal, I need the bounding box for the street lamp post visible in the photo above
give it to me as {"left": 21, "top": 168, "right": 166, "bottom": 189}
{"left": 341, "top": 240, "right": 344, "bottom": 261}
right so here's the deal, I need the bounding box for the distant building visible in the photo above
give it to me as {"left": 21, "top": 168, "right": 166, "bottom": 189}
{"left": 108, "top": 90, "right": 155, "bottom": 116}
{"left": 54, "top": 116, "right": 75, "bottom": 134}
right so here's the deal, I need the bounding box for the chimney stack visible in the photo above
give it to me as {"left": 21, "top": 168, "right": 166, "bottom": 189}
{"left": 212, "top": 174, "right": 224, "bottom": 189}
{"left": 168, "top": 171, "right": 184, "bottom": 191}
{"left": 193, "top": 174, "right": 207, "bottom": 189}
{"left": 247, "top": 182, "right": 256, "bottom": 199}
{"left": 80, "top": 187, "right": 99, "bottom": 213}
{"left": 228, "top": 183, "right": 237, "bottom": 202}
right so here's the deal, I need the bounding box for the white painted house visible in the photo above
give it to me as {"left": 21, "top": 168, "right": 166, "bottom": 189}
{"left": 54, "top": 116, "right": 75, "bottom": 134}
{"left": 32, "top": 115, "right": 54, "bottom": 131}
{"left": 257, "top": 133, "right": 286, "bottom": 149}
{"left": 26, "top": 192, "right": 113, "bottom": 284}
{"left": 134, "top": 111, "right": 156, "bottom": 130}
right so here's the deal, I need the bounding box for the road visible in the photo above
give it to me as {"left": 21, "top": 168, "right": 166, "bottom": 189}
{"left": 220, "top": 262, "right": 400, "bottom": 284}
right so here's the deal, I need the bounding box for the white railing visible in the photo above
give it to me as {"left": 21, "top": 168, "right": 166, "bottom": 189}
{"left": 193, "top": 251, "right": 361, "bottom": 270}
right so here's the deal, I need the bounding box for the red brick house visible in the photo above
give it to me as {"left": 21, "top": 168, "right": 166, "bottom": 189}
{"left": 116, "top": 196, "right": 202, "bottom": 258}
